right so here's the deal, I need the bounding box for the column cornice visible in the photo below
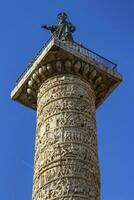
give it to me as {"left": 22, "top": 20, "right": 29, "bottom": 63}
{"left": 11, "top": 37, "right": 122, "bottom": 110}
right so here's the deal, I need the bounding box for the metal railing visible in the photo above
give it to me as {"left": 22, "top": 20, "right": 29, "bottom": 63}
{"left": 16, "top": 37, "right": 119, "bottom": 83}
{"left": 55, "top": 38, "right": 117, "bottom": 70}
{"left": 16, "top": 36, "right": 54, "bottom": 83}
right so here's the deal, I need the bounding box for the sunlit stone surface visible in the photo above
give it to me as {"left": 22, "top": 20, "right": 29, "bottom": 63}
{"left": 32, "top": 75, "right": 100, "bottom": 200}
{"left": 11, "top": 36, "right": 122, "bottom": 200}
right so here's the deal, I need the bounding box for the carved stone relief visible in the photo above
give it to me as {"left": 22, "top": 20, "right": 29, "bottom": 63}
{"left": 32, "top": 75, "right": 100, "bottom": 200}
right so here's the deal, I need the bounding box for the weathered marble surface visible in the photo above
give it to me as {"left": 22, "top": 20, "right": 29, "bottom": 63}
{"left": 11, "top": 35, "right": 122, "bottom": 200}
{"left": 11, "top": 38, "right": 122, "bottom": 110}
{"left": 32, "top": 75, "right": 100, "bottom": 200}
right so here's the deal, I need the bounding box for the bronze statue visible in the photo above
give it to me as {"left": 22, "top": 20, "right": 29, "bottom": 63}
{"left": 42, "top": 12, "right": 76, "bottom": 42}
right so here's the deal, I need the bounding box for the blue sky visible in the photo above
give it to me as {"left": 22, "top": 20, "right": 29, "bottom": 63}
{"left": 0, "top": 0, "right": 134, "bottom": 199}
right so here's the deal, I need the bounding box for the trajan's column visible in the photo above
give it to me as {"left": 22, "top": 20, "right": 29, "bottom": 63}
{"left": 11, "top": 13, "right": 122, "bottom": 200}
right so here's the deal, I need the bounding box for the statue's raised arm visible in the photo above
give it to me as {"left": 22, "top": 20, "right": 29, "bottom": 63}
{"left": 41, "top": 24, "right": 57, "bottom": 33}
{"left": 42, "top": 12, "right": 76, "bottom": 42}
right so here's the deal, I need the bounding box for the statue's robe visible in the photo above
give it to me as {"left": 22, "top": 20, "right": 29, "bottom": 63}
{"left": 53, "top": 22, "right": 76, "bottom": 41}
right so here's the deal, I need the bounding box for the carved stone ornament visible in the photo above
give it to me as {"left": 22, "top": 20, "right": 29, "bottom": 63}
{"left": 32, "top": 75, "right": 100, "bottom": 200}
{"left": 26, "top": 59, "right": 107, "bottom": 111}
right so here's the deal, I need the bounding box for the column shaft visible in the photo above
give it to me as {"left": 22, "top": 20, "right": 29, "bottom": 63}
{"left": 32, "top": 75, "right": 100, "bottom": 200}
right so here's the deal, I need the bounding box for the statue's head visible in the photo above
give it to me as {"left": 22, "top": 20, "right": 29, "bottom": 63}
{"left": 58, "top": 12, "right": 67, "bottom": 22}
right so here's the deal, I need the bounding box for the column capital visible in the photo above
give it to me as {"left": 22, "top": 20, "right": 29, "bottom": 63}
{"left": 11, "top": 38, "right": 122, "bottom": 110}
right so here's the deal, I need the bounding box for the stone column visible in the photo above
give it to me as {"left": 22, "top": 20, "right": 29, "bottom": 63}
{"left": 11, "top": 35, "right": 122, "bottom": 200}
{"left": 32, "top": 73, "right": 100, "bottom": 200}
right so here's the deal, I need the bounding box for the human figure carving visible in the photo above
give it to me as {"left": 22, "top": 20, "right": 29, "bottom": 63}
{"left": 42, "top": 12, "right": 76, "bottom": 41}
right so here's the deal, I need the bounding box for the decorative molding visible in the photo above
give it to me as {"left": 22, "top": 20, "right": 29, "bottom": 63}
{"left": 26, "top": 59, "right": 106, "bottom": 110}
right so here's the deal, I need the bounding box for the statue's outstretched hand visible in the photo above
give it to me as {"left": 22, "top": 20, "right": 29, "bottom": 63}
{"left": 41, "top": 24, "right": 49, "bottom": 29}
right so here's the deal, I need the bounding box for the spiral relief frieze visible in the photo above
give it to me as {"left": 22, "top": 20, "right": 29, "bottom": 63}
{"left": 32, "top": 74, "right": 100, "bottom": 200}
